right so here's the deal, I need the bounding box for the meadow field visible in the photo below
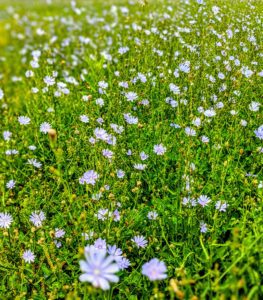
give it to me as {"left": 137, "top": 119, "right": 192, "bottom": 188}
{"left": 0, "top": 0, "right": 262, "bottom": 299}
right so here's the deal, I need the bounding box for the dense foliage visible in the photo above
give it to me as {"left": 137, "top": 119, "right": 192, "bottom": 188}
{"left": 0, "top": 0, "right": 262, "bottom": 299}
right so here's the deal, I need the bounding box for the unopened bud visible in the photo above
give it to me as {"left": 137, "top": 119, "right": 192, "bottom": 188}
{"left": 48, "top": 129, "right": 57, "bottom": 142}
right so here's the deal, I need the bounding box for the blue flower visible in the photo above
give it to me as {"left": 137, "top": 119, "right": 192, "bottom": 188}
{"left": 79, "top": 170, "right": 99, "bottom": 185}
{"left": 254, "top": 125, "right": 263, "bottom": 140}
{"left": 131, "top": 235, "right": 148, "bottom": 248}
{"left": 142, "top": 258, "right": 167, "bottom": 281}
{"left": 79, "top": 246, "right": 119, "bottom": 290}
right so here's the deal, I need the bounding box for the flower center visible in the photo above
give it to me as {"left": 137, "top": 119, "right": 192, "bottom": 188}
{"left": 94, "top": 268, "right": 101, "bottom": 275}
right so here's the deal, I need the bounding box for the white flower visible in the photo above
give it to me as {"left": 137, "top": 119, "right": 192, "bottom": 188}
{"left": 230, "top": 110, "right": 238, "bottom": 115}
{"left": 79, "top": 170, "right": 99, "bottom": 185}
{"left": 142, "top": 258, "right": 167, "bottom": 281}
{"left": 117, "top": 257, "right": 130, "bottom": 270}
{"left": 116, "top": 169, "right": 125, "bottom": 178}
{"left": 89, "top": 137, "right": 96, "bottom": 144}
{"left": 36, "top": 28, "right": 45, "bottom": 36}
{"left": 212, "top": 6, "right": 220, "bottom": 14}
{"left": 80, "top": 115, "right": 89, "bottom": 123}
{"left": 241, "top": 66, "right": 253, "bottom": 78}
{"left": 79, "top": 246, "right": 119, "bottom": 290}
{"left": 96, "top": 98, "right": 104, "bottom": 107}
{"left": 54, "top": 240, "right": 62, "bottom": 248}
{"left": 6, "top": 180, "right": 16, "bottom": 189}
{"left": 170, "top": 123, "right": 181, "bottom": 128}
{"left": 201, "top": 136, "right": 209, "bottom": 143}
{"left": 153, "top": 144, "right": 167, "bottom": 155}
{"left": 254, "top": 125, "right": 263, "bottom": 140}
{"left": 215, "top": 102, "right": 224, "bottom": 109}
{"left": 30, "top": 211, "right": 46, "bottom": 227}
{"left": 31, "top": 50, "right": 41, "bottom": 59}
{"left": 200, "top": 222, "right": 208, "bottom": 233}
{"left": 31, "top": 87, "right": 39, "bottom": 93}
{"left": 55, "top": 228, "right": 65, "bottom": 238}
{"left": 123, "top": 113, "right": 138, "bottom": 124}
{"left": 0, "top": 212, "right": 13, "bottom": 228}
{"left": 192, "top": 118, "right": 201, "bottom": 127}
{"left": 147, "top": 211, "right": 158, "bottom": 220}
{"left": 107, "top": 245, "right": 123, "bottom": 261}
{"left": 118, "top": 46, "right": 129, "bottom": 55}
{"left": 25, "top": 70, "right": 34, "bottom": 78}
{"left": 27, "top": 159, "right": 42, "bottom": 168}
{"left": 22, "top": 250, "right": 35, "bottom": 263}
{"left": 6, "top": 149, "right": 19, "bottom": 155}
{"left": 44, "top": 76, "right": 55, "bottom": 86}
{"left": 137, "top": 73, "right": 147, "bottom": 83}
{"left": 93, "top": 238, "right": 107, "bottom": 251}
{"left": 240, "top": 120, "right": 247, "bottom": 127}
{"left": 102, "top": 149, "right": 113, "bottom": 159}
{"left": 28, "top": 145, "right": 37, "bottom": 151}
{"left": 204, "top": 109, "right": 216, "bottom": 117}
{"left": 82, "top": 231, "right": 94, "bottom": 240}
{"left": 134, "top": 163, "right": 147, "bottom": 170}
{"left": 30, "top": 60, "right": 39, "bottom": 68}
{"left": 125, "top": 92, "right": 138, "bottom": 102}
{"left": 98, "top": 81, "right": 108, "bottom": 89}
{"left": 3, "top": 131, "right": 12, "bottom": 141}
{"left": 185, "top": 127, "right": 196, "bottom": 136}
{"left": 218, "top": 72, "right": 225, "bottom": 80}
{"left": 40, "top": 122, "right": 51, "bottom": 133}
{"left": 166, "top": 97, "right": 178, "bottom": 108}
{"left": 169, "top": 83, "right": 180, "bottom": 95}
{"left": 96, "top": 117, "right": 104, "bottom": 125}
{"left": 96, "top": 209, "right": 109, "bottom": 220}
{"left": 208, "top": 75, "right": 216, "bottom": 83}
{"left": 94, "top": 128, "right": 109, "bottom": 141}
{"left": 173, "top": 69, "right": 179, "bottom": 78}
{"left": 47, "top": 107, "right": 54, "bottom": 113}
{"left": 198, "top": 195, "right": 211, "bottom": 207}
{"left": 18, "top": 116, "right": 31, "bottom": 125}
{"left": 249, "top": 101, "right": 260, "bottom": 112}
{"left": 140, "top": 99, "right": 149, "bottom": 106}
{"left": 132, "top": 235, "right": 148, "bottom": 248}
{"left": 92, "top": 193, "right": 102, "bottom": 201}
{"left": 119, "top": 81, "right": 129, "bottom": 88}
{"left": 215, "top": 201, "right": 228, "bottom": 212}
{"left": 0, "top": 88, "right": 4, "bottom": 100}
{"left": 179, "top": 61, "right": 190, "bottom": 73}
{"left": 110, "top": 124, "right": 124, "bottom": 134}
{"left": 140, "top": 152, "right": 149, "bottom": 160}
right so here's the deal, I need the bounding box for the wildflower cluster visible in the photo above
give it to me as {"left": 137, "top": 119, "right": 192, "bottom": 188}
{"left": 0, "top": 0, "right": 262, "bottom": 298}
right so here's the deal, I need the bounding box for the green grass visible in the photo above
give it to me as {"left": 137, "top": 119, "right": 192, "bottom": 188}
{"left": 0, "top": 0, "right": 262, "bottom": 299}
